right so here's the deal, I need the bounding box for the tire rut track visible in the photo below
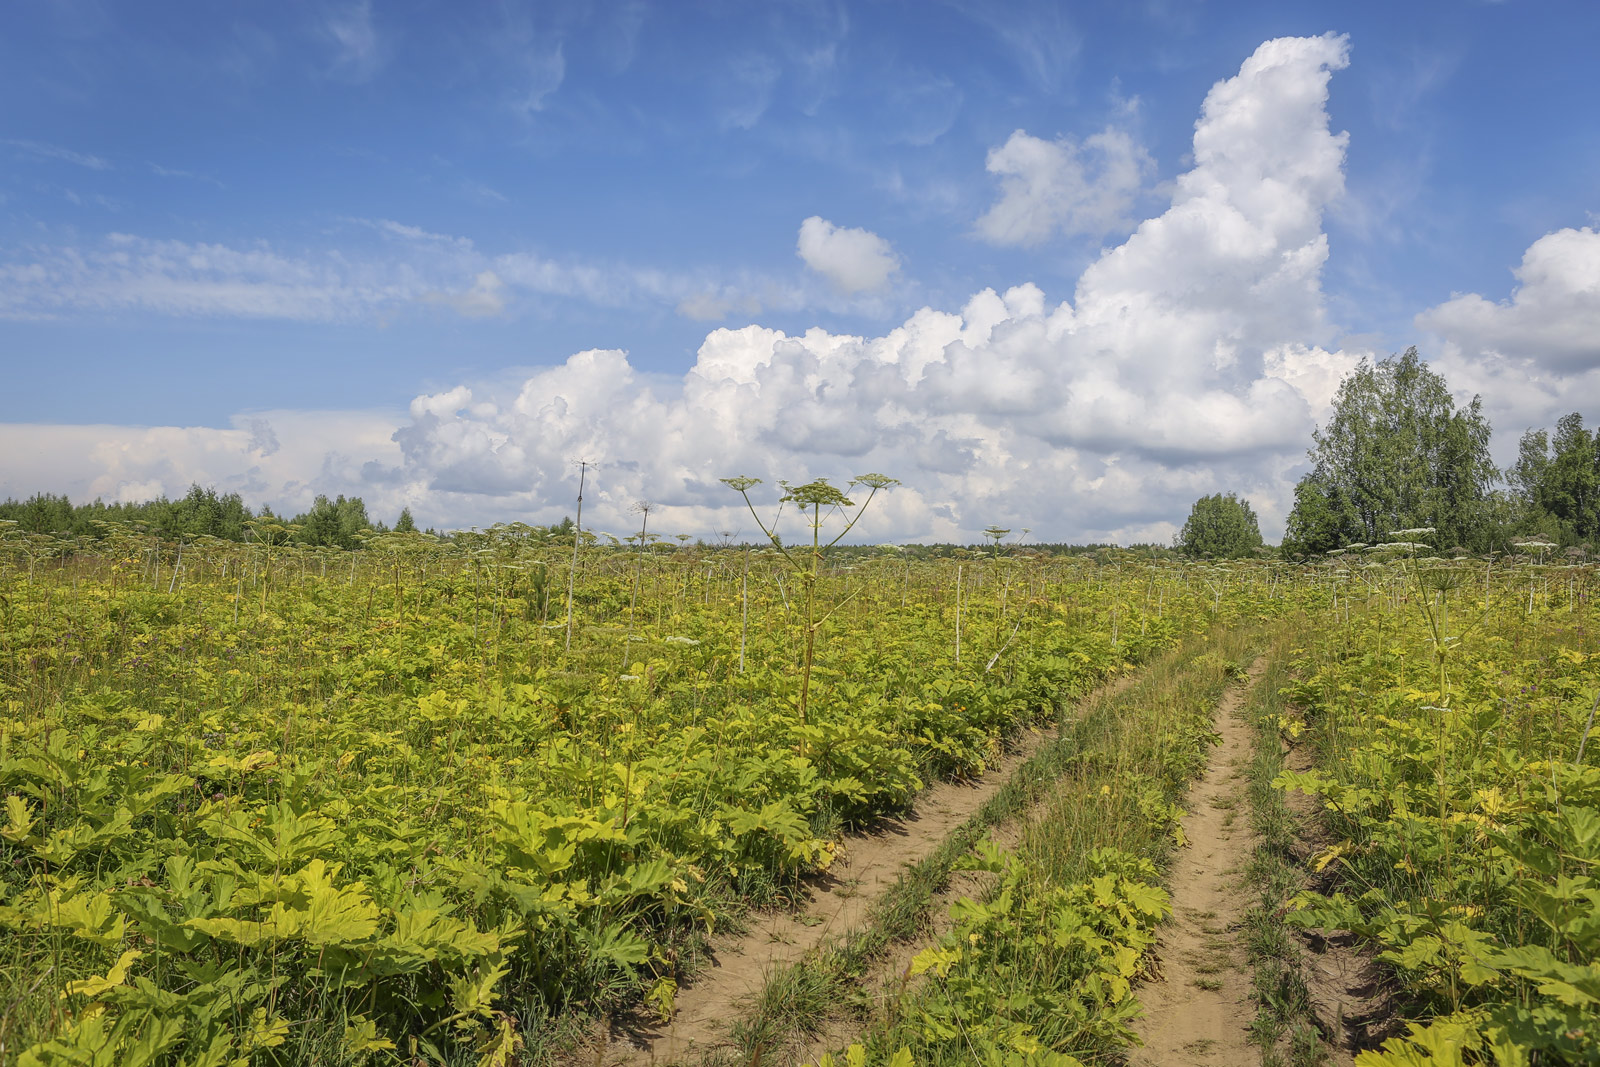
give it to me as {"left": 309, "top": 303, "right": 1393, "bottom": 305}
{"left": 602, "top": 722, "right": 1057, "bottom": 1065}
{"left": 1130, "top": 658, "right": 1265, "bottom": 1067}
{"left": 598, "top": 674, "right": 1138, "bottom": 1066}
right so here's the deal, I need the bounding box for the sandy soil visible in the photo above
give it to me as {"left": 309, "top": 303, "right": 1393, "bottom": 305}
{"left": 600, "top": 716, "right": 1064, "bottom": 1065}
{"left": 1130, "top": 661, "right": 1264, "bottom": 1067}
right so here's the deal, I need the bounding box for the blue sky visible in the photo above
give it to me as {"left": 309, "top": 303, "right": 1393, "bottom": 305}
{"left": 3, "top": 1, "right": 1598, "bottom": 542}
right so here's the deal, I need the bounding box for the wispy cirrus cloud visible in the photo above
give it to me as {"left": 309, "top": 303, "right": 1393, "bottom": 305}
{"left": 516, "top": 43, "right": 566, "bottom": 114}
{"left": 148, "top": 162, "right": 225, "bottom": 187}
{"left": 3, "top": 137, "right": 110, "bottom": 170}
{"left": 0, "top": 220, "right": 851, "bottom": 324}
{"left": 0, "top": 234, "right": 406, "bottom": 321}
{"left": 718, "top": 53, "right": 781, "bottom": 130}
{"left": 422, "top": 270, "right": 508, "bottom": 318}
{"left": 322, "top": 0, "right": 385, "bottom": 82}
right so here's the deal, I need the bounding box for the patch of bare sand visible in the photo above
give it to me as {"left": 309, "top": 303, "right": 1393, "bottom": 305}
{"left": 1130, "top": 662, "right": 1263, "bottom": 1067}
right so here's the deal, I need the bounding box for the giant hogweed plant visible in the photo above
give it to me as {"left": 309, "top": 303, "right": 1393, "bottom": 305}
{"left": 721, "top": 473, "right": 898, "bottom": 728}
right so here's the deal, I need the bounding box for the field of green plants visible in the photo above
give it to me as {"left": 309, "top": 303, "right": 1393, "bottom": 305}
{"left": 3, "top": 517, "right": 1594, "bottom": 1067}
{"left": 1277, "top": 550, "right": 1600, "bottom": 1065}
{"left": 0, "top": 518, "right": 1270, "bottom": 1066}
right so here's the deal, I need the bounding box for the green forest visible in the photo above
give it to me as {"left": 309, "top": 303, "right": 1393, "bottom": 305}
{"left": 1185, "top": 349, "right": 1595, "bottom": 558}
{"left": 0, "top": 488, "right": 429, "bottom": 549}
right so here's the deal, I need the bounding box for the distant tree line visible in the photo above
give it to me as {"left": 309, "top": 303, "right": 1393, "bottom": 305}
{"left": 1, "top": 485, "right": 1159, "bottom": 559}
{"left": 1181, "top": 347, "right": 1597, "bottom": 559}
{"left": 0, "top": 485, "right": 439, "bottom": 548}
{"left": 15, "top": 352, "right": 1591, "bottom": 562}
{"left": 846, "top": 542, "right": 1178, "bottom": 561}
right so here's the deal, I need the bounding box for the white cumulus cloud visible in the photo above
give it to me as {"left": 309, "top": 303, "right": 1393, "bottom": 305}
{"left": 796, "top": 216, "right": 901, "bottom": 294}
{"left": 975, "top": 126, "right": 1153, "bottom": 246}
{"left": 1419, "top": 227, "right": 1600, "bottom": 375}
{"left": 1418, "top": 225, "right": 1600, "bottom": 456}
{"left": 0, "top": 411, "right": 406, "bottom": 521}
{"left": 2, "top": 35, "right": 1370, "bottom": 545}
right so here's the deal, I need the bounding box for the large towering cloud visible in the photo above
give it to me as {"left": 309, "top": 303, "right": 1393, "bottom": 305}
{"left": 1, "top": 35, "right": 1367, "bottom": 544}
{"left": 373, "top": 34, "right": 1360, "bottom": 542}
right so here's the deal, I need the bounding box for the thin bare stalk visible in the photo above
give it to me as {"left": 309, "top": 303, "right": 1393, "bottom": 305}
{"left": 739, "top": 548, "right": 750, "bottom": 673}
{"left": 565, "top": 460, "right": 588, "bottom": 654}
{"left": 955, "top": 563, "right": 963, "bottom": 665}
{"left": 1576, "top": 689, "right": 1600, "bottom": 766}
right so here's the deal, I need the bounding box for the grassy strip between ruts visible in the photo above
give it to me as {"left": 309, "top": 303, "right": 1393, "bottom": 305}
{"left": 688, "top": 622, "right": 1267, "bottom": 1067}
{"left": 1239, "top": 617, "right": 1340, "bottom": 1067}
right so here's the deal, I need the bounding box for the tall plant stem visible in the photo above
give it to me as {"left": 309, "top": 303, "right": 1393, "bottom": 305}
{"left": 955, "top": 563, "right": 963, "bottom": 665}
{"left": 623, "top": 505, "right": 648, "bottom": 670}
{"left": 565, "top": 460, "right": 587, "bottom": 654}
{"left": 739, "top": 548, "right": 750, "bottom": 674}
{"left": 798, "top": 505, "right": 820, "bottom": 727}
{"left": 1576, "top": 689, "right": 1600, "bottom": 766}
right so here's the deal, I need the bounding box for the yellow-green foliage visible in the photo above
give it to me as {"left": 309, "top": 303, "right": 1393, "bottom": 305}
{"left": 0, "top": 535, "right": 1272, "bottom": 1064}
{"left": 898, "top": 844, "right": 1169, "bottom": 1067}
{"left": 1278, "top": 558, "right": 1600, "bottom": 1064}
